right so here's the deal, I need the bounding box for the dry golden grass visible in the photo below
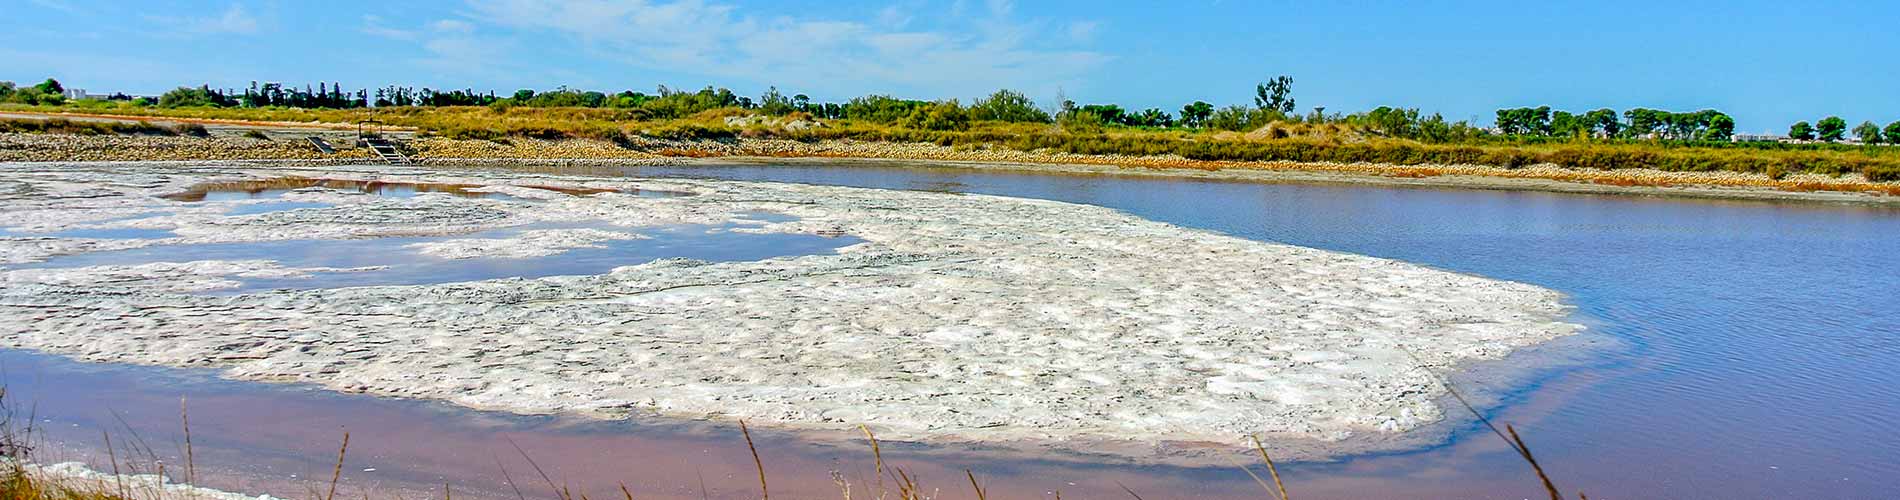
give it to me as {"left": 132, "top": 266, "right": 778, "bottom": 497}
{"left": 10, "top": 103, "right": 1899, "bottom": 197}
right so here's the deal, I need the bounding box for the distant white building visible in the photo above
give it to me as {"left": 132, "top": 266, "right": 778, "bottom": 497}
{"left": 61, "top": 88, "right": 100, "bottom": 100}
{"left": 1732, "top": 133, "right": 1785, "bottom": 143}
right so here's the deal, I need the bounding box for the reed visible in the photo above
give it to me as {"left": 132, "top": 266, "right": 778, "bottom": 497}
{"left": 0, "top": 367, "right": 1584, "bottom": 500}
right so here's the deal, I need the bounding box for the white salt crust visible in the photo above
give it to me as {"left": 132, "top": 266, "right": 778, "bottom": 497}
{"left": 0, "top": 162, "right": 1579, "bottom": 459}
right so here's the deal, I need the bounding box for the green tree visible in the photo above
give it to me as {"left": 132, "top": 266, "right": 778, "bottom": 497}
{"left": 1584, "top": 108, "right": 1620, "bottom": 137}
{"left": 900, "top": 100, "right": 970, "bottom": 131}
{"left": 1885, "top": 121, "right": 1900, "bottom": 145}
{"left": 1704, "top": 113, "right": 1735, "bottom": 141}
{"left": 158, "top": 86, "right": 217, "bottom": 108}
{"left": 1853, "top": 120, "right": 1882, "bottom": 144}
{"left": 1363, "top": 106, "right": 1422, "bottom": 138}
{"left": 1133, "top": 108, "right": 1174, "bottom": 127}
{"left": 1178, "top": 101, "right": 1214, "bottom": 128}
{"left": 1816, "top": 116, "right": 1847, "bottom": 141}
{"left": 1077, "top": 104, "right": 1129, "bottom": 125}
{"left": 969, "top": 89, "right": 1050, "bottom": 123}
{"left": 1624, "top": 108, "right": 1666, "bottom": 138}
{"left": 758, "top": 86, "right": 795, "bottom": 115}
{"left": 1208, "top": 104, "right": 1259, "bottom": 131}
{"left": 842, "top": 94, "right": 928, "bottom": 123}
{"left": 1254, "top": 75, "right": 1295, "bottom": 114}
{"left": 33, "top": 78, "right": 63, "bottom": 95}
{"left": 1550, "top": 110, "right": 1588, "bottom": 138}
{"left": 1495, "top": 106, "right": 1552, "bottom": 136}
{"left": 1789, "top": 121, "right": 1814, "bottom": 140}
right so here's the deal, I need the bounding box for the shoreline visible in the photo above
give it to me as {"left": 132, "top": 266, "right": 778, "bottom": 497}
{"left": 688, "top": 155, "right": 1900, "bottom": 206}
{"left": 3, "top": 130, "right": 1898, "bottom": 206}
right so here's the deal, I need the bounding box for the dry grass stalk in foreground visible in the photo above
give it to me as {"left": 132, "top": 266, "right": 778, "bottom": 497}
{"left": 0, "top": 368, "right": 1586, "bottom": 500}
{"left": 1402, "top": 348, "right": 1579, "bottom": 500}
{"left": 1250, "top": 436, "right": 1290, "bottom": 500}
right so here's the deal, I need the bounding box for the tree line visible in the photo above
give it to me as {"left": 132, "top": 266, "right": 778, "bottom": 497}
{"left": 1493, "top": 106, "right": 1736, "bottom": 141}
{"left": 11, "top": 75, "right": 1899, "bottom": 147}
{"left": 0, "top": 79, "right": 71, "bottom": 106}
{"left": 1788, "top": 116, "right": 1900, "bottom": 145}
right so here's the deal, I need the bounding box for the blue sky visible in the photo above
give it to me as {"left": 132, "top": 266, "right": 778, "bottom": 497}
{"left": 6, "top": 0, "right": 1897, "bottom": 132}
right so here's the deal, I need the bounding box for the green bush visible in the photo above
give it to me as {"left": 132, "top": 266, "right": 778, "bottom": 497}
{"left": 898, "top": 101, "right": 970, "bottom": 132}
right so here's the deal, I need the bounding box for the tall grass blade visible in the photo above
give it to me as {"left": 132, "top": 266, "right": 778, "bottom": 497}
{"left": 326, "top": 432, "right": 350, "bottom": 500}
{"left": 182, "top": 396, "right": 196, "bottom": 490}
{"left": 964, "top": 469, "right": 986, "bottom": 500}
{"left": 739, "top": 420, "right": 768, "bottom": 500}
{"left": 1114, "top": 481, "right": 1146, "bottom": 500}
{"left": 505, "top": 437, "right": 567, "bottom": 500}
{"left": 1509, "top": 425, "right": 1563, "bottom": 500}
{"left": 1249, "top": 435, "right": 1290, "bottom": 500}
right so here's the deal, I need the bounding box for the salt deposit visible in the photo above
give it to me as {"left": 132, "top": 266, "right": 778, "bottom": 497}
{"left": 0, "top": 161, "right": 1579, "bottom": 459}
{"left": 4, "top": 460, "right": 287, "bottom": 500}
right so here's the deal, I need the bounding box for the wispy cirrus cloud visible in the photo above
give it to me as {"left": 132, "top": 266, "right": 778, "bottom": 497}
{"left": 27, "top": 0, "right": 80, "bottom": 14}
{"left": 147, "top": 3, "right": 259, "bottom": 36}
{"left": 460, "top": 0, "right": 1109, "bottom": 98}
{"left": 360, "top": 15, "right": 418, "bottom": 40}
{"left": 146, "top": 3, "right": 260, "bottom": 36}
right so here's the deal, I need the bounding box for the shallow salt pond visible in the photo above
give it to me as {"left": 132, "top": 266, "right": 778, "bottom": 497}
{"left": 4, "top": 161, "right": 1898, "bottom": 499}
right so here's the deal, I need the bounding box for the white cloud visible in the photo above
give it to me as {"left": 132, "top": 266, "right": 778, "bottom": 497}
{"left": 875, "top": 5, "right": 911, "bottom": 29}
{"left": 431, "top": 19, "right": 476, "bottom": 34}
{"left": 364, "top": 16, "right": 479, "bottom": 41}
{"left": 149, "top": 4, "right": 259, "bottom": 36}
{"left": 361, "top": 15, "right": 417, "bottom": 40}
{"left": 1066, "top": 20, "right": 1099, "bottom": 43}
{"left": 28, "top": 0, "right": 80, "bottom": 14}
{"left": 461, "top": 0, "right": 1108, "bottom": 98}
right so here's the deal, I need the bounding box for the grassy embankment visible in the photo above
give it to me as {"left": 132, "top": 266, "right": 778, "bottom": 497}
{"left": 0, "top": 118, "right": 205, "bottom": 137}
{"left": 9, "top": 102, "right": 1900, "bottom": 187}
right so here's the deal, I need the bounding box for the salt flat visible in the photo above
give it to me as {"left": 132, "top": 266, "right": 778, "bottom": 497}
{"left": 0, "top": 162, "right": 1578, "bottom": 460}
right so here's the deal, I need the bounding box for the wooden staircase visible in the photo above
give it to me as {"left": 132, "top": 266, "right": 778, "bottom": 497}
{"left": 361, "top": 136, "right": 413, "bottom": 165}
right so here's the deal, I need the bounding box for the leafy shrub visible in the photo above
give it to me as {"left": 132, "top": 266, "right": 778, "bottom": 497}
{"left": 901, "top": 101, "right": 970, "bottom": 131}
{"left": 969, "top": 89, "right": 1050, "bottom": 123}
